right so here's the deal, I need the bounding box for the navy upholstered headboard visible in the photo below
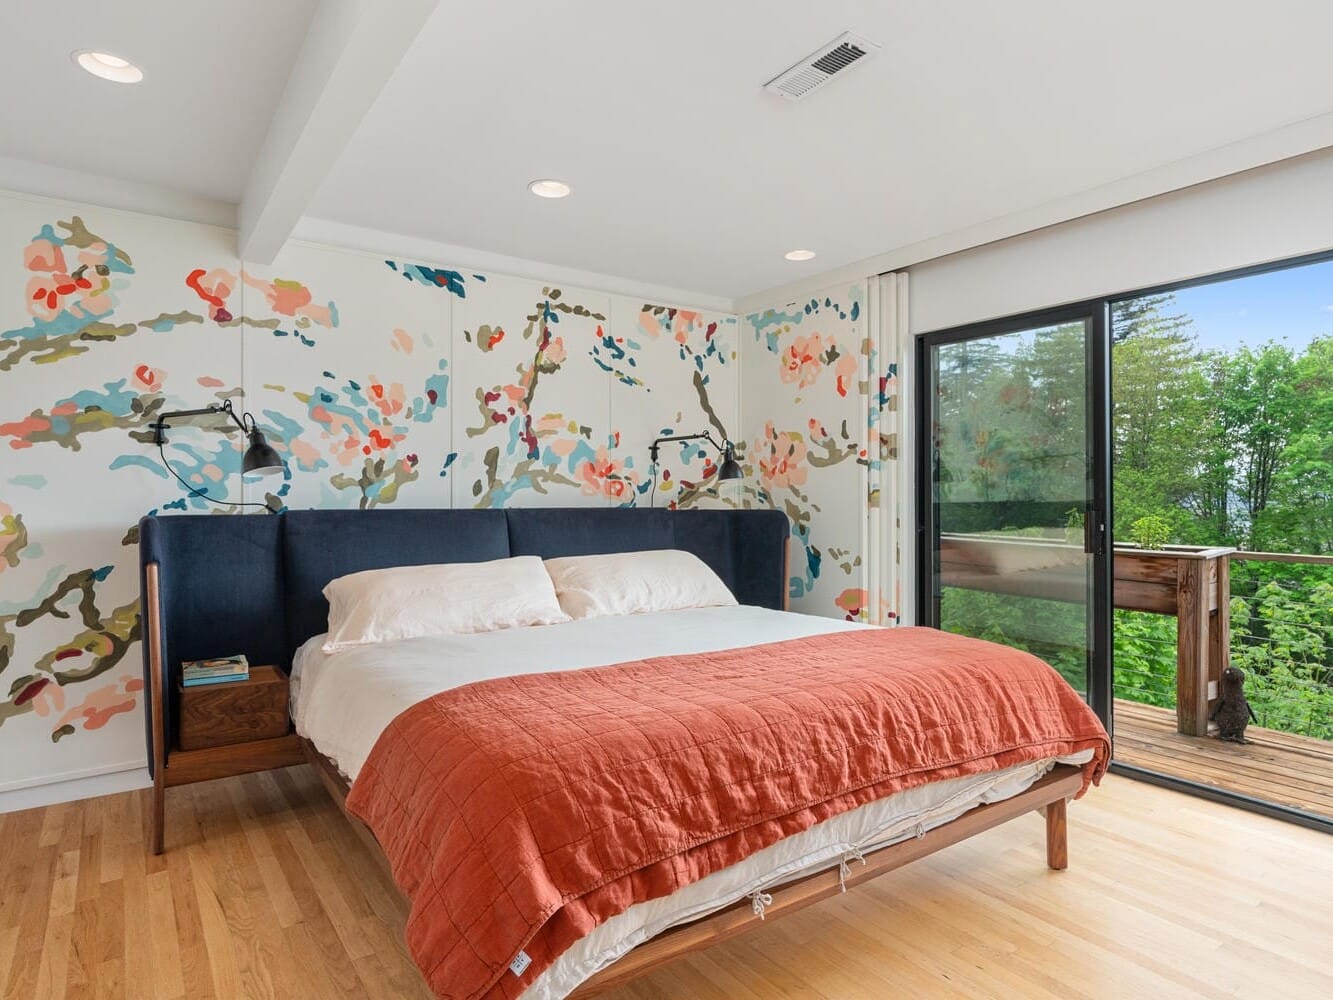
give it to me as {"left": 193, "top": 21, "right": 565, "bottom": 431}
{"left": 139, "top": 507, "right": 789, "bottom": 767}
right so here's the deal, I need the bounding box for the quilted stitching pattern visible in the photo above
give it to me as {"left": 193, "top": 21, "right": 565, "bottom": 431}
{"left": 346, "top": 627, "right": 1110, "bottom": 1000}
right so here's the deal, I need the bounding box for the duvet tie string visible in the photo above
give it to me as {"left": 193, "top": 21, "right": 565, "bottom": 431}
{"left": 750, "top": 890, "right": 774, "bottom": 920}
{"left": 838, "top": 847, "right": 868, "bottom": 892}
{"left": 914, "top": 822, "right": 927, "bottom": 840}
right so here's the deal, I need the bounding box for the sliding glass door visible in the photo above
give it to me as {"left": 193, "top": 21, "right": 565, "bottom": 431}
{"left": 917, "top": 304, "right": 1112, "bottom": 724}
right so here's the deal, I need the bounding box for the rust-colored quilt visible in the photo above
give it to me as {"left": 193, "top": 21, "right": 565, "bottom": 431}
{"left": 346, "top": 626, "right": 1110, "bottom": 1000}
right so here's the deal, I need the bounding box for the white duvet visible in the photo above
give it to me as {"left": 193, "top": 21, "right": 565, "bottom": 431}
{"left": 291, "top": 606, "right": 1091, "bottom": 1000}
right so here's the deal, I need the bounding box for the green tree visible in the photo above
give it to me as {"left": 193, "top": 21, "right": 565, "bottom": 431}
{"left": 1110, "top": 308, "right": 1213, "bottom": 541}
{"left": 1208, "top": 343, "right": 1302, "bottom": 543}
{"left": 1256, "top": 337, "right": 1333, "bottom": 553}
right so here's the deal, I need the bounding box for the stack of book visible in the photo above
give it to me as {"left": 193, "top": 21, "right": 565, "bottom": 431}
{"left": 182, "top": 654, "right": 250, "bottom": 687}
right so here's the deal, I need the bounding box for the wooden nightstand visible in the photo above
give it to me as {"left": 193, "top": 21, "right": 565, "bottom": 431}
{"left": 152, "top": 663, "right": 305, "bottom": 851}
{"left": 164, "top": 666, "right": 304, "bottom": 787}
{"left": 143, "top": 565, "right": 309, "bottom": 854}
{"left": 179, "top": 665, "right": 290, "bottom": 750}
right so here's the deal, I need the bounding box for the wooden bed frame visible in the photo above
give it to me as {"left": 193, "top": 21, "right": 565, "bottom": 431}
{"left": 140, "top": 509, "right": 1085, "bottom": 995}
{"left": 298, "top": 736, "right": 1080, "bottom": 998}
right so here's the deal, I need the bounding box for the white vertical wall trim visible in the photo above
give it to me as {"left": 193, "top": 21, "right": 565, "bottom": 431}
{"left": 890, "top": 273, "right": 915, "bottom": 625}
{"left": 868, "top": 272, "right": 913, "bottom": 626}
{"left": 860, "top": 277, "right": 878, "bottom": 623}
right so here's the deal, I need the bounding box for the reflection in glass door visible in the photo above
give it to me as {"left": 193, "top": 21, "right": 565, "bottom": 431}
{"left": 917, "top": 305, "right": 1111, "bottom": 722}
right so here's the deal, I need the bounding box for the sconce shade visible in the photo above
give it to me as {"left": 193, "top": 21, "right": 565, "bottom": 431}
{"left": 717, "top": 442, "right": 743, "bottom": 481}
{"left": 242, "top": 428, "right": 284, "bottom": 476}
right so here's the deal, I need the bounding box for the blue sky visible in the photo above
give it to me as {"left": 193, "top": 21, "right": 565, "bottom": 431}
{"left": 1133, "top": 259, "right": 1333, "bottom": 353}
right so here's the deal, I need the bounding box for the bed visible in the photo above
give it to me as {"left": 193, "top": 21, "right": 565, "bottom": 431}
{"left": 139, "top": 508, "right": 1109, "bottom": 1000}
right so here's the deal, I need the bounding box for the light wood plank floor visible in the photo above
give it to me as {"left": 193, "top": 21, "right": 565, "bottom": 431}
{"left": 1115, "top": 698, "right": 1333, "bottom": 818}
{"left": 2, "top": 766, "right": 1329, "bottom": 1000}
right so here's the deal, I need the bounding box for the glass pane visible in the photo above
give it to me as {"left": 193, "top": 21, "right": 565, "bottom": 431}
{"left": 931, "top": 321, "right": 1093, "bottom": 696}
{"left": 1110, "top": 262, "right": 1333, "bottom": 820}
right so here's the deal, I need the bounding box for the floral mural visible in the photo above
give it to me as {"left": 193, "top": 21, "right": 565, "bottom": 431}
{"left": 0, "top": 193, "right": 894, "bottom": 801}
{"left": 741, "top": 284, "right": 887, "bottom": 620}
{"left": 0, "top": 193, "right": 739, "bottom": 797}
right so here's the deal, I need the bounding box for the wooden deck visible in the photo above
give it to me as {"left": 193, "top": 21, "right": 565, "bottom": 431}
{"left": 1114, "top": 699, "right": 1333, "bottom": 818}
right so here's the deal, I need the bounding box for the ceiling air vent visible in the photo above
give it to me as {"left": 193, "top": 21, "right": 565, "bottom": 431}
{"left": 763, "top": 31, "right": 881, "bottom": 102}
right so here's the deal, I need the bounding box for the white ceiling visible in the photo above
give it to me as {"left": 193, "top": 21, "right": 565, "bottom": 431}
{"left": 0, "top": 1, "right": 317, "bottom": 204}
{"left": 5, "top": 1, "right": 1333, "bottom": 304}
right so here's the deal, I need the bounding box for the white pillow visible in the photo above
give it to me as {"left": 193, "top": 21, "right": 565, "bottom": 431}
{"left": 544, "top": 549, "right": 737, "bottom": 620}
{"left": 321, "top": 556, "right": 570, "bottom": 653}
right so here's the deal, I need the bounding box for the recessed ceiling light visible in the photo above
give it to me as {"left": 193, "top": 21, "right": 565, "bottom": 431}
{"left": 528, "top": 179, "right": 571, "bottom": 199}
{"left": 74, "top": 50, "right": 144, "bottom": 84}
{"left": 784, "top": 249, "right": 816, "bottom": 262}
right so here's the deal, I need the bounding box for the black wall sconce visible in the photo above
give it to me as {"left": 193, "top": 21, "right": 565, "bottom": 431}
{"left": 649, "top": 430, "right": 743, "bottom": 483}
{"left": 147, "top": 399, "right": 284, "bottom": 512}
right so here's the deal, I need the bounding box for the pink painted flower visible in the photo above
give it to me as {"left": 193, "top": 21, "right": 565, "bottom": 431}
{"left": 367, "top": 381, "right": 406, "bottom": 419}
{"left": 24, "top": 238, "right": 66, "bottom": 273}
{"left": 543, "top": 336, "right": 567, "bottom": 365}
{"left": 672, "top": 309, "right": 701, "bottom": 343}
{"left": 133, "top": 364, "right": 166, "bottom": 392}
{"left": 835, "top": 354, "right": 857, "bottom": 398}
{"left": 242, "top": 272, "right": 336, "bottom": 327}
{"left": 757, "top": 422, "right": 808, "bottom": 490}
{"left": 55, "top": 675, "right": 142, "bottom": 733}
{"left": 835, "top": 588, "right": 869, "bottom": 622}
{"left": 26, "top": 272, "right": 91, "bottom": 321}
{"left": 287, "top": 436, "right": 322, "bottom": 472}
{"left": 834, "top": 587, "right": 895, "bottom": 624}
{"left": 250, "top": 273, "right": 312, "bottom": 316}
{"left": 186, "top": 268, "right": 238, "bottom": 322}
{"left": 577, "top": 446, "right": 635, "bottom": 499}
{"left": 781, "top": 334, "right": 826, "bottom": 388}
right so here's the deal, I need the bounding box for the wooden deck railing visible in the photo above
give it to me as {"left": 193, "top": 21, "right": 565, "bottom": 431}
{"left": 939, "top": 536, "right": 1235, "bottom": 735}
{"left": 940, "top": 536, "right": 1330, "bottom": 740}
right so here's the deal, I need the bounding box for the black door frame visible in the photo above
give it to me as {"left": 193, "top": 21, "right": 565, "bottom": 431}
{"left": 914, "top": 300, "right": 1114, "bottom": 730}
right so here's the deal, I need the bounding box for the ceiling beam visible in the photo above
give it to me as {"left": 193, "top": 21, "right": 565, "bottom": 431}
{"left": 238, "top": 0, "right": 438, "bottom": 264}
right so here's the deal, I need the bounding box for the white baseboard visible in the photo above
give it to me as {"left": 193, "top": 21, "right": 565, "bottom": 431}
{"left": 0, "top": 764, "right": 151, "bottom": 814}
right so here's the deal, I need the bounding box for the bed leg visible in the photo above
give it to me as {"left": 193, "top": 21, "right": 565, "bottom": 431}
{"left": 145, "top": 561, "right": 168, "bottom": 856}
{"left": 1044, "top": 798, "right": 1068, "bottom": 871}
{"left": 150, "top": 774, "right": 165, "bottom": 855}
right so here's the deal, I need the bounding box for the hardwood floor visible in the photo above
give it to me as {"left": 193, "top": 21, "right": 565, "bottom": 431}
{"left": 1115, "top": 698, "right": 1333, "bottom": 818}
{"left": 2, "top": 766, "right": 1329, "bottom": 1000}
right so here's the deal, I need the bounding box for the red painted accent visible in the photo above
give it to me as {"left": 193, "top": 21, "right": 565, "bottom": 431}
{"left": 14, "top": 678, "right": 49, "bottom": 705}
{"left": 185, "top": 268, "right": 225, "bottom": 310}
{"left": 54, "top": 648, "right": 83, "bottom": 661}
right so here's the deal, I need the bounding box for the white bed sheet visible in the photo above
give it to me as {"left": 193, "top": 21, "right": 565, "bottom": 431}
{"left": 291, "top": 604, "right": 872, "bottom": 782}
{"left": 290, "top": 606, "right": 1091, "bottom": 1000}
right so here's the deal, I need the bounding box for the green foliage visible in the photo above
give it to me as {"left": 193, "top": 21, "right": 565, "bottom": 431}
{"left": 1127, "top": 515, "right": 1171, "bottom": 551}
{"left": 1113, "top": 609, "right": 1177, "bottom": 708}
{"left": 939, "top": 588, "right": 1087, "bottom": 694}
{"left": 1108, "top": 292, "right": 1333, "bottom": 741}
{"left": 1229, "top": 569, "right": 1333, "bottom": 741}
{"left": 938, "top": 290, "right": 1333, "bottom": 743}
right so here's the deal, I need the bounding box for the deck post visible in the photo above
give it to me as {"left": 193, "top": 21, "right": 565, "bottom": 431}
{"left": 1207, "top": 555, "right": 1230, "bottom": 723}
{"left": 1176, "top": 558, "right": 1210, "bottom": 736}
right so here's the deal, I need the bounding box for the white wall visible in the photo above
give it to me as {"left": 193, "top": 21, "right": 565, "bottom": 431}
{"left": 909, "top": 147, "right": 1333, "bottom": 334}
